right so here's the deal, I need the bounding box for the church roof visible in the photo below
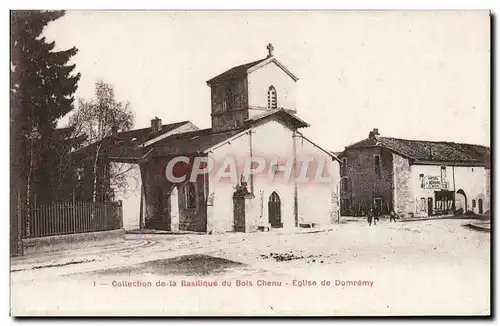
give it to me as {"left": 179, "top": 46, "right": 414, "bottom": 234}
{"left": 83, "top": 108, "right": 311, "bottom": 162}
{"left": 152, "top": 128, "right": 246, "bottom": 156}
{"left": 245, "top": 108, "right": 309, "bottom": 129}
{"left": 152, "top": 110, "right": 309, "bottom": 156}
{"left": 206, "top": 58, "right": 268, "bottom": 85}
{"left": 343, "top": 134, "right": 490, "bottom": 167}
{"left": 206, "top": 54, "right": 299, "bottom": 85}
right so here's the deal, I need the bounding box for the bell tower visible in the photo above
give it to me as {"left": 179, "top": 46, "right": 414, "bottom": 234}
{"left": 206, "top": 44, "right": 298, "bottom": 133}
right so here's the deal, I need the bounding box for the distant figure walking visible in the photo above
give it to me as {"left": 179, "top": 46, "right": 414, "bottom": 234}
{"left": 389, "top": 209, "right": 398, "bottom": 223}
{"left": 373, "top": 204, "right": 380, "bottom": 223}
{"left": 367, "top": 208, "right": 375, "bottom": 226}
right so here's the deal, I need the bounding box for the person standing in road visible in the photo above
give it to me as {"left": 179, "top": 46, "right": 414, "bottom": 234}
{"left": 367, "top": 208, "right": 374, "bottom": 226}
{"left": 373, "top": 204, "right": 380, "bottom": 224}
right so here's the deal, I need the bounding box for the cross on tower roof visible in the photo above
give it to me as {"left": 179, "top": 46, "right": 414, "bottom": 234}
{"left": 266, "top": 43, "right": 274, "bottom": 58}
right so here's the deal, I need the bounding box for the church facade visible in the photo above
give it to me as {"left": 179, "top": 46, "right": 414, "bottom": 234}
{"left": 103, "top": 45, "right": 341, "bottom": 233}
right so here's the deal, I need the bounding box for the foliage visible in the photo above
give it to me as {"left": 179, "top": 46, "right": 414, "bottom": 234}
{"left": 69, "top": 80, "right": 135, "bottom": 201}
{"left": 10, "top": 10, "right": 80, "bottom": 240}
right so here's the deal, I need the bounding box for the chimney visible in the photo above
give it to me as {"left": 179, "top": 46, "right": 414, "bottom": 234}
{"left": 151, "top": 117, "right": 162, "bottom": 132}
{"left": 266, "top": 43, "right": 274, "bottom": 58}
{"left": 368, "top": 128, "right": 380, "bottom": 138}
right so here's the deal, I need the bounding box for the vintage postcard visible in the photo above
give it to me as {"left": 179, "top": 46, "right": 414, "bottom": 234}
{"left": 9, "top": 10, "right": 491, "bottom": 316}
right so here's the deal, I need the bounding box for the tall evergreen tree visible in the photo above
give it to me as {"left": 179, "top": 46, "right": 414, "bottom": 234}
{"left": 10, "top": 10, "right": 81, "bottom": 240}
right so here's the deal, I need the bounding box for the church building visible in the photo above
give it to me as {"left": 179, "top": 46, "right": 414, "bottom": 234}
{"left": 90, "top": 44, "right": 341, "bottom": 233}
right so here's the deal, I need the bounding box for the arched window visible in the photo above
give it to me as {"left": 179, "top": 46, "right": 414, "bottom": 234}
{"left": 186, "top": 183, "right": 196, "bottom": 209}
{"left": 267, "top": 86, "right": 277, "bottom": 109}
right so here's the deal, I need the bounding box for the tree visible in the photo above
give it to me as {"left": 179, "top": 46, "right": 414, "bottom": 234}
{"left": 69, "top": 80, "right": 135, "bottom": 209}
{"left": 10, "top": 10, "right": 81, "bottom": 241}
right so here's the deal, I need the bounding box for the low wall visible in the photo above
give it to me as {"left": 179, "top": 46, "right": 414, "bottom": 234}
{"left": 21, "top": 229, "right": 126, "bottom": 256}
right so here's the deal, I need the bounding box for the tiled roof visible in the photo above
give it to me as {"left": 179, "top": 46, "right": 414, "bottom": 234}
{"left": 152, "top": 128, "right": 247, "bottom": 156}
{"left": 73, "top": 121, "right": 191, "bottom": 158}
{"left": 76, "top": 109, "right": 311, "bottom": 162}
{"left": 112, "top": 121, "right": 190, "bottom": 144}
{"left": 206, "top": 58, "right": 267, "bottom": 85}
{"left": 345, "top": 136, "right": 490, "bottom": 166}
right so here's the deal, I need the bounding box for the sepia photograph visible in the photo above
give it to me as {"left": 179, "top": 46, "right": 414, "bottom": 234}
{"left": 9, "top": 10, "right": 491, "bottom": 316}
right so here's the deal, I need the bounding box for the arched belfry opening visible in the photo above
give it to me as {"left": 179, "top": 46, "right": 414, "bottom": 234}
{"left": 267, "top": 86, "right": 277, "bottom": 109}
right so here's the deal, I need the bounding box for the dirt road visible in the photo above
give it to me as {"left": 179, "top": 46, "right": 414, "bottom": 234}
{"left": 10, "top": 218, "right": 490, "bottom": 316}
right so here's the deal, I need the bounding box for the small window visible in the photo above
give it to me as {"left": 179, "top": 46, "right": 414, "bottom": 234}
{"left": 420, "top": 197, "right": 426, "bottom": 211}
{"left": 419, "top": 174, "right": 425, "bottom": 188}
{"left": 375, "top": 155, "right": 380, "bottom": 176}
{"left": 186, "top": 183, "right": 196, "bottom": 209}
{"left": 342, "top": 157, "right": 347, "bottom": 168}
{"left": 267, "top": 86, "right": 277, "bottom": 109}
{"left": 472, "top": 199, "right": 476, "bottom": 208}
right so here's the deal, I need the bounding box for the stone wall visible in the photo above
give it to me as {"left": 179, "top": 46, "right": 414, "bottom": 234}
{"left": 210, "top": 77, "right": 249, "bottom": 132}
{"left": 393, "top": 153, "right": 413, "bottom": 217}
{"left": 340, "top": 146, "right": 394, "bottom": 215}
{"left": 485, "top": 168, "right": 491, "bottom": 213}
{"left": 22, "top": 229, "right": 125, "bottom": 256}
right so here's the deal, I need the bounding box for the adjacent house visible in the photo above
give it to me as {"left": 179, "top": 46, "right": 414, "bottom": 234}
{"left": 338, "top": 128, "right": 491, "bottom": 218}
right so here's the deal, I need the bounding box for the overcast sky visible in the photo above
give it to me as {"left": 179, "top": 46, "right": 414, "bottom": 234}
{"left": 44, "top": 10, "right": 490, "bottom": 151}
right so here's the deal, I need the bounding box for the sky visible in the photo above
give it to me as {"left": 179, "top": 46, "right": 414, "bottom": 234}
{"left": 44, "top": 10, "right": 491, "bottom": 151}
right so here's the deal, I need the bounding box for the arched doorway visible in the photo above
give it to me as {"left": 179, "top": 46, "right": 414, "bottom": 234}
{"left": 268, "top": 191, "right": 282, "bottom": 228}
{"left": 455, "top": 189, "right": 467, "bottom": 214}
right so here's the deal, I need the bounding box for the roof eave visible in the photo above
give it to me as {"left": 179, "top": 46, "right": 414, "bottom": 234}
{"left": 412, "top": 160, "right": 488, "bottom": 167}
{"left": 247, "top": 57, "right": 299, "bottom": 82}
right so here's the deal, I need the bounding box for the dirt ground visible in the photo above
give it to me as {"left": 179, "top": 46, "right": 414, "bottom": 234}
{"left": 10, "top": 218, "right": 490, "bottom": 316}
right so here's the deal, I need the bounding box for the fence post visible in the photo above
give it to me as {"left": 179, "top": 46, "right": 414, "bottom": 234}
{"left": 117, "top": 200, "right": 123, "bottom": 229}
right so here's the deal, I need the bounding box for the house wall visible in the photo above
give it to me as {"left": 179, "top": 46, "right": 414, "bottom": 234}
{"left": 294, "top": 135, "right": 340, "bottom": 226}
{"left": 340, "top": 147, "right": 394, "bottom": 215}
{"left": 410, "top": 164, "right": 489, "bottom": 216}
{"left": 485, "top": 168, "right": 491, "bottom": 213}
{"left": 247, "top": 62, "right": 297, "bottom": 115}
